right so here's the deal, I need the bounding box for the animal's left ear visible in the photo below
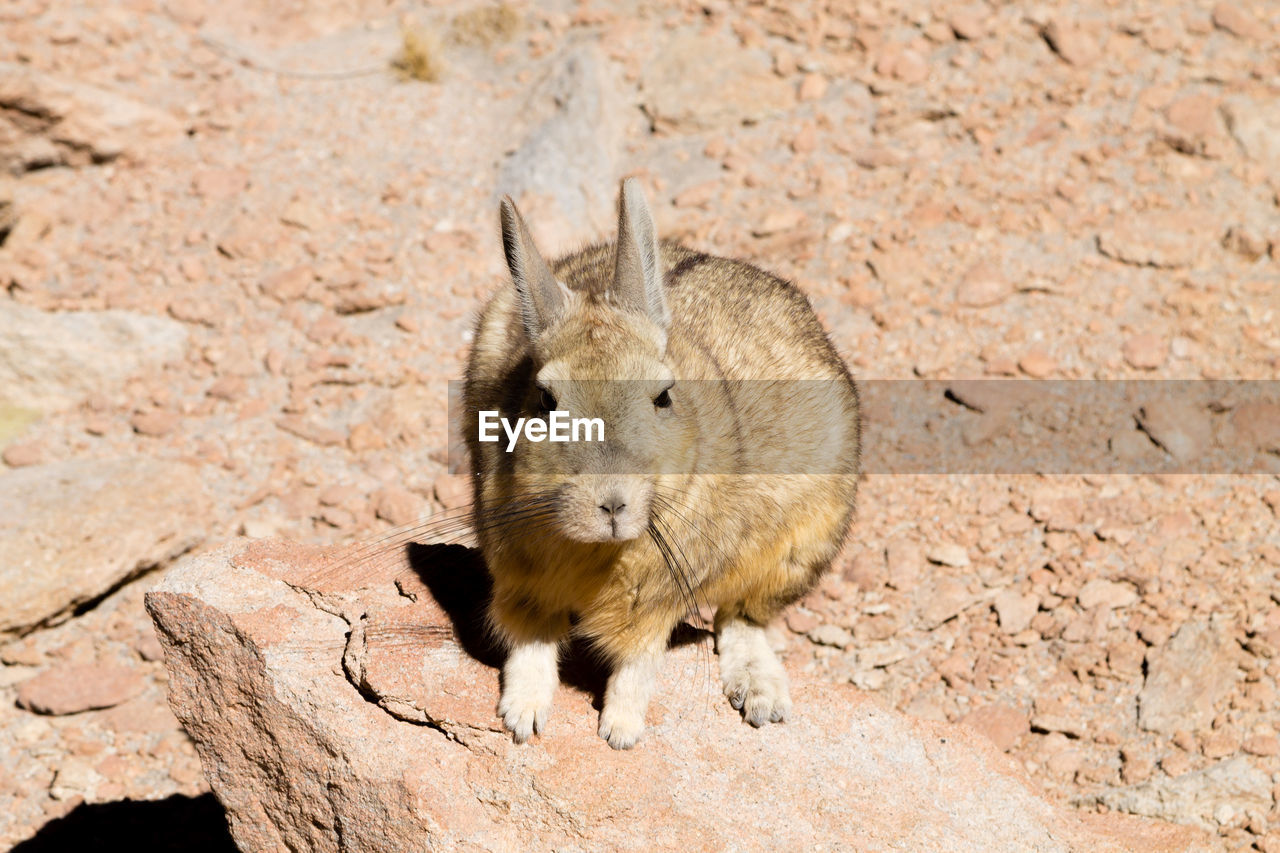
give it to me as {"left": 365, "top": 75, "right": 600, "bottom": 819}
{"left": 610, "top": 177, "right": 668, "bottom": 334}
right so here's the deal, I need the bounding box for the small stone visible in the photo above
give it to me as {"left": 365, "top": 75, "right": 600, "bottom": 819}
{"left": 373, "top": 486, "right": 423, "bottom": 528}
{"left": 135, "top": 631, "right": 165, "bottom": 662}
{"left": 1201, "top": 729, "right": 1240, "bottom": 759}
{"left": 786, "top": 609, "right": 819, "bottom": 634}
{"left": 927, "top": 543, "right": 969, "bottom": 568}
{"left": 1161, "top": 751, "right": 1191, "bottom": 777}
{"left": 261, "top": 265, "right": 314, "bottom": 302}
{"left": 1122, "top": 335, "right": 1168, "bottom": 370}
{"left": 191, "top": 168, "right": 249, "bottom": 201}
{"left": 2, "top": 441, "right": 44, "bottom": 467}
{"left": 130, "top": 409, "right": 179, "bottom": 437}
{"left": 993, "top": 590, "right": 1039, "bottom": 635}
{"left": 797, "top": 72, "right": 827, "bottom": 101}
{"left": 1098, "top": 212, "right": 1202, "bottom": 268}
{"left": 1221, "top": 225, "right": 1267, "bottom": 260}
{"left": 1136, "top": 398, "right": 1211, "bottom": 463}
{"left": 16, "top": 663, "right": 146, "bottom": 714}
{"left": 348, "top": 422, "right": 387, "bottom": 453}
{"left": 885, "top": 540, "right": 923, "bottom": 591}
{"left": 1032, "top": 713, "right": 1088, "bottom": 739}
{"left": 808, "top": 624, "right": 854, "bottom": 648}
{"left": 1077, "top": 579, "right": 1138, "bottom": 610}
{"left": 1041, "top": 19, "right": 1098, "bottom": 66}
{"left": 917, "top": 577, "right": 977, "bottom": 628}
{"left": 432, "top": 474, "right": 471, "bottom": 510}
{"left": 892, "top": 49, "right": 929, "bottom": 83}
{"left": 1018, "top": 349, "right": 1056, "bottom": 378}
{"left": 962, "top": 703, "right": 1029, "bottom": 752}
{"left": 753, "top": 207, "right": 805, "bottom": 236}
{"left": 1242, "top": 735, "right": 1279, "bottom": 756}
{"left": 948, "top": 11, "right": 987, "bottom": 40}
{"left": 1211, "top": 2, "right": 1261, "bottom": 38}
{"left": 842, "top": 552, "right": 886, "bottom": 591}
{"left": 1139, "top": 620, "right": 1237, "bottom": 734}
{"left": 955, "top": 261, "right": 1010, "bottom": 308}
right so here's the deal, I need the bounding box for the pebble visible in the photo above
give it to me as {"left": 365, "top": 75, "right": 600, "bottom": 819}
{"left": 1210, "top": 2, "right": 1261, "bottom": 38}
{"left": 962, "top": 703, "right": 1030, "bottom": 752}
{"left": 993, "top": 590, "right": 1039, "bottom": 635}
{"left": 1077, "top": 580, "right": 1138, "bottom": 610}
{"left": 927, "top": 543, "right": 970, "bottom": 568}
{"left": 130, "top": 410, "right": 179, "bottom": 437}
{"left": 955, "top": 261, "right": 1009, "bottom": 308}
{"left": 16, "top": 663, "right": 146, "bottom": 715}
{"left": 808, "top": 624, "right": 855, "bottom": 648}
{"left": 373, "top": 486, "right": 423, "bottom": 528}
{"left": 1122, "top": 334, "right": 1168, "bottom": 370}
{"left": 432, "top": 474, "right": 471, "bottom": 510}
{"left": 1, "top": 441, "right": 44, "bottom": 467}
{"left": 1040, "top": 19, "right": 1098, "bottom": 66}
{"left": 1017, "top": 349, "right": 1056, "bottom": 378}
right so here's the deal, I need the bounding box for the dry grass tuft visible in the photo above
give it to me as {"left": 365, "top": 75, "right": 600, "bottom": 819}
{"left": 391, "top": 24, "right": 446, "bottom": 82}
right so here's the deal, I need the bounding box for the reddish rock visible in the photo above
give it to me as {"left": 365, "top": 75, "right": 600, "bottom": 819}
{"left": 1211, "top": 2, "right": 1261, "bottom": 38}
{"left": 1, "top": 441, "right": 44, "bottom": 467}
{"left": 145, "top": 543, "right": 1206, "bottom": 852}
{"left": 962, "top": 703, "right": 1030, "bottom": 752}
{"left": 1123, "top": 334, "right": 1168, "bottom": 370}
{"left": 955, "top": 261, "right": 1010, "bottom": 308}
{"left": 130, "top": 409, "right": 180, "bottom": 437}
{"left": 373, "top": 486, "right": 423, "bottom": 527}
{"left": 1041, "top": 19, "right": 1098, "bottom": 66}
{"left": 16, "top": 663, "right": 146, "bottom": 715}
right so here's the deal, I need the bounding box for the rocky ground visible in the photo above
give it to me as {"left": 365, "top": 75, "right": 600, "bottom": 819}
{"left": 0, "top": 0, "right": 1277, "bottom": 849}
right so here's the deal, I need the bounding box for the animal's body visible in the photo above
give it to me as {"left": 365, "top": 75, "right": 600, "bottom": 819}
{"left": 463, "top": 179, "right": 860, "bottom": 748}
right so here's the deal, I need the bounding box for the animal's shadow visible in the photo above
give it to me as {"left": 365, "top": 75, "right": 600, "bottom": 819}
{"left": 405, "top": 542, "right": 712, "bottom": 712}
{"left": 11, "top": 793, "right": 235, "bottom": 852}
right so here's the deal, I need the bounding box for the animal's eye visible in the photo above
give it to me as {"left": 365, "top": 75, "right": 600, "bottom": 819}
{"left": 654, "top": 388, "right": 672, "bottom": 409}
{"left": 540, "top": 388, "right": 557, "bottom": 412}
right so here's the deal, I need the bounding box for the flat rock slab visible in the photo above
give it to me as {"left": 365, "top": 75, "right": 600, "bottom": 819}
{"left": 146, "top": 541, "right": 1206, "bottom": 852}
{"left": 16, "top": 662, "right": 146, "bottom": 715}
{"left": 0, "top": 457, "right": 209, "bottom": 635}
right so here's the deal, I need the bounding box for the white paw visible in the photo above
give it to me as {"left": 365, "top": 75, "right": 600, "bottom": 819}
{"left": 717, "top": 620, "right": 792, "bottom": 727}
{"left": 498, "top": 640, "right": 558, "bottom": 744}
{"left": 721, "top": 662, "right": 792, "bottom": 726}
{"left": 498, "top": 689, "right": 551, "bottom": 743}
{"left": 597, "top": 702, "right": 646, "bottom": 750}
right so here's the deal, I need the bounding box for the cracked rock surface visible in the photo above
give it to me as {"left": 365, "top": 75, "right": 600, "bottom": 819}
{"left": 145, "top": 540, "right": 1206, "bottom": 852}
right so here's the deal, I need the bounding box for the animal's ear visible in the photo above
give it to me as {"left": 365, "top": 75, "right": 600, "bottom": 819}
{"left": 500, "top": 196, "right": 567, "bottom": 340}
{"left": 610, "top": 178, "right": 668, "bottom": 333}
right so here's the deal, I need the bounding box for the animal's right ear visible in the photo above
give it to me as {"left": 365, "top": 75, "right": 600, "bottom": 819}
{"left": 499, "top": 196, "right": 567, "bottom": 340}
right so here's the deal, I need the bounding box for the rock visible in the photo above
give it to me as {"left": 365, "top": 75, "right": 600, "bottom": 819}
{"left": 1097, "top": 213, "right": 1205, "bottom": 268}
{"left": 0, "top": 302, "right": 188, "bottom": 412}
{"left": 1123, "top": 334, "right": 1168, "bottom": 370}
{"left": 1041, "top": 19, "right": 1098, "bottom": 66}
{"left": 917, "top": 577, "right": 980, "bottom": 629}
{"left": 1221, "top": 225, "right": 1268, "bottom": 261}
{"left": 432, "top": 473, "right": 471, "bottom": 510}
{"left": 955, "top": 261, "right": 1010, "bottom": 308}
{"left": 948, "top": 11, "right": 988, "bottom": 40}
{"left": 0, "top": 458, "right": 208, "bottom": 635}
{"left": 499, "top": 47, "right": 627, "bottom": 244}
{"left": 1163, "top": 94, "right": 1226, "bottom": 157}
{"left": 1210, "top": 2, "right": 1262, "bottom": 39}
{"left": 962, "top": 703, "right": 1030, "bottom": 752}
{"left": 1018, "top": 349, "right": 1057, "bottom": 379}
{"left": 927, "top": 543, "right": 970, "bottom": 568}
{"left": 1077, "top": 580, "right": 1138, "bottom": 610}
{"left": 0, "top": 62, "right": 182, "bottom": 172}
{"left": 373, "top": 486, "right": 424, "bottom": 528}
{"left": 130, "top": 409, "right": 180, "bottom": 438}
{"left": 1095, "top": 757, "right": 1270, "bottom": 832}
{"left": 145, "top": 542, "right": 1203, "bottom": 852}
{"left": 1138, "top": 619, "right": 1238, "bottom": 734}
{"left": 1231, "top": 401, "right": 1280, "bottom": 454}
{"left": 1, "top": 441, "right": 43, "bottom": 467}
{"left": 1221, "top": 96, "right": 1280, "bottom": 172}
{"left": 808, "top": 623, "right": 854, "bottom": 648}
{"left": 993, "top": 590, "right": 1038, "bottom": 634}
{"left": 641, "top": 29, "right": 793, "bottom": 134}
{"left": 1136, "top": 398, "right": 1212, "bottom": 464}
{"left": 16, "top": 663, "right": 145, "bottom": 714}
{"left": 886, "top": 539, "right": 924, "bottom": 590}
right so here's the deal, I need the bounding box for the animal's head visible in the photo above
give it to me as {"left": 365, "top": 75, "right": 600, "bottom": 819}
{"left": 496, "top": 179, "right": 695, "bottom": 543}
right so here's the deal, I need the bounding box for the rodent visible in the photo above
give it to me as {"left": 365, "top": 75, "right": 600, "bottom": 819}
{"left": 463, "top": 178, "right": 861, "bottom": 748}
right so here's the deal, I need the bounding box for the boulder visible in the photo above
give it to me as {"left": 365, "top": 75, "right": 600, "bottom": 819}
{"left": 146, "top": 541, "right": 1207, "bottom": 852}
{"left": 0, "top": 302, "right": 188, "bottom": 411}
{"left": 0, "top": 458, "right": 209, "bottom": 635}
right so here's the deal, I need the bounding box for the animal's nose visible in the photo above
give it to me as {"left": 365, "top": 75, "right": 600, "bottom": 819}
{"left": 599, "top": 496, "right": 627, "bottom": 519}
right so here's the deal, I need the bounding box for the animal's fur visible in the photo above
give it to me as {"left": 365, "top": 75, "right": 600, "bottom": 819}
{"left": 463, "top": 179, "right": 860, "bottom": 748}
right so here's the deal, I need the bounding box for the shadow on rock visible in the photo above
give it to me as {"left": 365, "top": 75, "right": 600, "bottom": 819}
{"left": 11, "top": 793, "right": 235, "bottom": 853}
{"left": 403, "top": 541, "right": 713, "bottom": 710}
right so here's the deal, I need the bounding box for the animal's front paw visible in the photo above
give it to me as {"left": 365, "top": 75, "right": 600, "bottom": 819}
{"left": 597, "top": 702, "right": 646, "bottom": 750}
{"left": 498, "top": 687, "right": 551, "bottom": 744}
{"left": 722, "top": 661, "right": 792, "bottom": 726}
